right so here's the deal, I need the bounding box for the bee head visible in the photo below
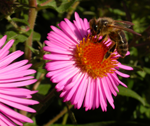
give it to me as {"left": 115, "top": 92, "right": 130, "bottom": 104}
{"left": 101, "top": 19, "right": 108, "bottom": 27}
{"left": 89, "top": 18, "right": 101, "bottom": 35}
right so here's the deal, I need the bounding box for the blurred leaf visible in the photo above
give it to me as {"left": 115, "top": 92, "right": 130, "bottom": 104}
{"left": 109, "top": 8, "right": 126, "bottom": 16}
{"left": 5, "top": 31, "right": 17, "bottom": 40}
{"left": 5, "top": 30, "right": 32, "bottom": 44}
{"left": 37, "top": 84, "right": 51, "bottom": 95}
{"left": 130, "top": 47, "right": 138, "bottom": 56}
{"left": 12, "top": 18, "right": 29, "bottom": 26}
{"left": 38, "top": 0, "right": 77, "bottom": 13}
{"left": 33, "top": 31, "right": 41, "bottom": 41}
{"left": 118, "top": 86, "right": 146, "bottom": 106}
{"left": 37, "top": 68, "right": 47, "bottom": 73}
{"left": 137, "top": 71, "right": 146, "bottom": 78}
{"left": 14, "top": 34, "right": 28, "bottom": 44}
{"left": 143, "top": 67, "right": 150, "bottom": 74}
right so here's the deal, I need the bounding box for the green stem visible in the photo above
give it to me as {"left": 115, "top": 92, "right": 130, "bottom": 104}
{"left": 25, "top": 0, "right": 37, "bottom": 62}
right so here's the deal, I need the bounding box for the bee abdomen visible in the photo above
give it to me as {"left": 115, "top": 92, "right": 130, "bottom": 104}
{"left": 117, "top": 44, "right": 128, "bottom": 57}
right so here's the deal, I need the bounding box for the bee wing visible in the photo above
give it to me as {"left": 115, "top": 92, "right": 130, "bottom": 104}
{"left": 114, "top": 20, "right": 134, "bottom": 28}
{"left": 110, "top": 25, "right": 141, "bottom": 36}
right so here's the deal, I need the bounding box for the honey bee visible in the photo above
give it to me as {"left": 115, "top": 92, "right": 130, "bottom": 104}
{"left": 89, "top": 17, "right": 141, "bottom": 58}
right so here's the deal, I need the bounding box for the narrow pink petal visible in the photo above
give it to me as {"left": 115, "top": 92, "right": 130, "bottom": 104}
{"left": 112, "top": 73, "right": 127, "bottom": 87}
{"left": 115, "top": 70, "right": 130, "bottom": 78}
{"left": 117, "top": 63, "right": 133, "bottom": 70}
{"left": 0, "top": 93, "right": 38, "bottom": 105}
{"left": 73, "top": 73, "right": 87, "bottom": 104}
{"left": 0, "top": 76, "right": 33, "bottom": 83}
{"left": 83, "top": 77, "right": 91, "bottom": 109}
{"left": 0, "top": 51, "right": 23, "bottom": 67}
{"left": 63, "top": 72, "right": 82, "bottom": 91}
{"left": 95, "top": 78, "right": 100, "bottom": 108}
{"left": 0, "top": 39, "right": 14, "bottom": 58}
{"left": 101, "top": 77, "right": 114, "bottom": 109}
{"left": 7, "top": 116, "right": 23, "bottom": 126}
{"left": 0, "top": 64, "right": 32, "bottom": 75}
{"left": 64, "top": 18, "right": 81, "bottom": 43}
{"left": 43, "top": 54, "right": 72, "bottom": 61}
{"left": 76, "top": 74, "right": 88, "bottom": 109}
{"left": 0, "top": 35, "right": 7, "bottom": 48}
{"left": 0, "top": 114, "right": 16, "bottom": 126}
{"left": 0, "top": 60, "right": 28, "bottom": 74}
{"left": 0, "top": 70, "right": 36, "bottom": 79}
{"left": 79, "top": 18, "right": 87, "bottom": 37}
{"left": 105, "top": 75, "right": 117, "bottom": 96}
{"left": 65, "top": 19, "right": 82, "bottom": 43}
{"left": 74, "top": 12, "right": 84, "bottom": 38}
{"left": 51, "top": 25, "right": 77, "bottom": 44}
{"left": 52, "top": 67, "right": 79, "bottom": 83}
{"left": 43, "top": 46, "right": 72, "bottom": 55}
{"left": 92, "top": 79, "right": 96, "bottom": 110}
{"left": 0, "top": 120, "right": 8, "bottom": 126}
{"left": 98, "top": 78, "right": 107, "bottom": 111}
{"left": 48, "top": 31, "right": 72, "bottom": 47}
{"left": 107, "top": 73, "right": 119, "bottom": 92}
{"left": 0, "top": 79, "right": 37, "bottom": 87}
{"left": 45, "top": 61, "right": 74, "bottom": 71}
{"left": 59, "top": 21, "right": 79, "bottom": 43}
{"left": 45, "top": 38, "right": 69, "bottom": 49}
{"left": 54, "top": 68, "right": 80, "bottom": 91}
{"left": 0, "top": 104, "right": 33, "bottom": 123}
{"left": 83, "top": 18, "right": 90, "bottom": 34}
{"left": 0, "top": 98, "right": 36, "bottom": 112}
{"left": 63, "top": 73, "right": 84, "bottom": 102}
{"left": 73, "top": 20, "right": 83, "bottom": 40}
{"left": 47, "top": 65, "right": 74, "bottom": 79}
{"left": 0, "top": 88, "right": 36, "bottom": 96}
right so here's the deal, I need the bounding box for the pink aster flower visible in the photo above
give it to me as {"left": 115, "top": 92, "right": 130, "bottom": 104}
{"left": 0, "top": 35, "right": 38, "bottom": 126}
{"left": 43, "top": 12, "right": 133, "bottom": 111}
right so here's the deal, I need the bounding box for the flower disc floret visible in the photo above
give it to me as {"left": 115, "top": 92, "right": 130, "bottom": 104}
{"left": 74, "top": 35, "right": 118, "bottom": 78}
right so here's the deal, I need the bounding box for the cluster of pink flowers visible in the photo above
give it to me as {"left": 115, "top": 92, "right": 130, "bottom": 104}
{"left": 0, "top": 12, "right": 133, "bottom": 126}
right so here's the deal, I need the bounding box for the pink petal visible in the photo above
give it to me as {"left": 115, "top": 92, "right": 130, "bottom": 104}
{"left": 115, "top": 70, "right": 130, "bottom": 78}
{"left": 0, "top": 114, "right": 16, "bottom": 126}
{"left": 0, "top": 104, "right": 33, "bottom": 123}
{"left": 0, "top": 35, "right": 7, "bottom": 48}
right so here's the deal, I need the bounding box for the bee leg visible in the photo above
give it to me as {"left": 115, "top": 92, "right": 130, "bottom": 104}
{"left": 104, "top": 42, "right": 116, "bottom": 59}
{"left": 98, "top": 34, "right": 107, "bottom": 43}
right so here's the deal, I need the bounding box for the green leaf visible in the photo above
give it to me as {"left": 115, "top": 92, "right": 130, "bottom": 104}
{"left": 33, "top": 31, "right": 41, "bottom": 41}
{"left": 118, "top": 86, "right": 146, "bottom": 106}
{"left": 5, "top": 30, "right": 32, "bottom": 44}
{"left": 14, "top": 34, "right": 28, "bottom": 44}
{"left": 143, "top": 67, "right": 150, "bottom": 74}
{"left": 56, "top": 0, "right": 76, "bottom": 13}
{"left": 12, "top": 18, "right": 29, "bottom": 26}
{"left": 38, "top": 0, "right": 77, "bottom": 13}
{"left": 137, "top": 71, "right": 146, "bottom": 78}
{"left": 5, "top": 31, "right": 17, "bottom": 40}
{"left": 37, "top": 84, "right": 51, "bottom": 95}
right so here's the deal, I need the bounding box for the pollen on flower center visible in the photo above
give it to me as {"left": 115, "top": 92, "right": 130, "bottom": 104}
{"left": 74, "top": 35, "right": 118, "bottom": 78}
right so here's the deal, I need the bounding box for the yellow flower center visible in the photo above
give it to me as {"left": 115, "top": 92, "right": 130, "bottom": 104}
{"left": 74, "top": 35, "right": 118, "bottom": 78}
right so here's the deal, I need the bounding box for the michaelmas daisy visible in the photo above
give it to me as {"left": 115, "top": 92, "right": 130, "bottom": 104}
{"left": 0, "top": 35, "right": 38, "bottom": 126}
{"left": 43, "top": 12, "right": 133, "bottom": 111}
